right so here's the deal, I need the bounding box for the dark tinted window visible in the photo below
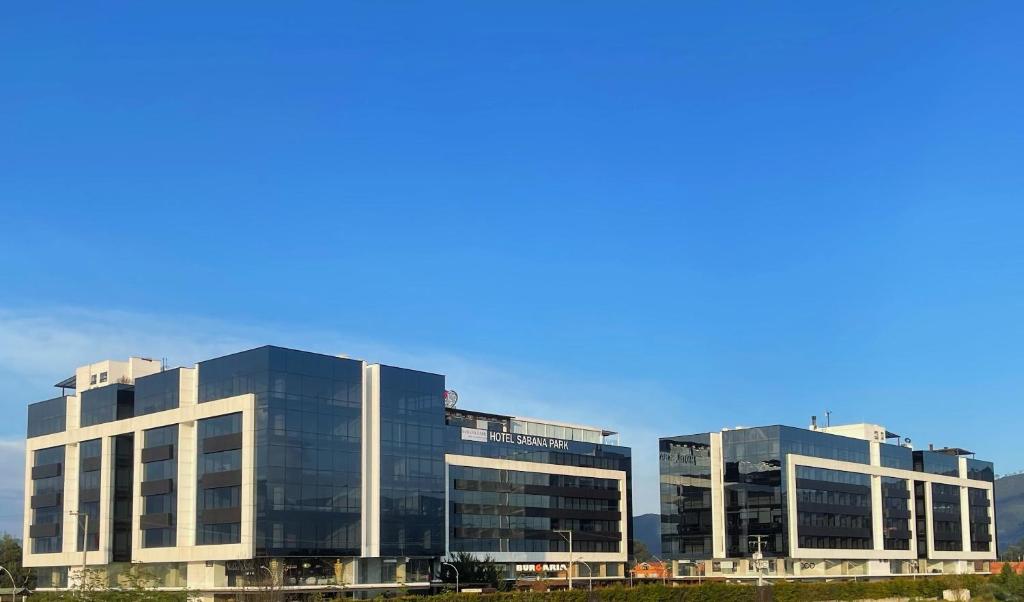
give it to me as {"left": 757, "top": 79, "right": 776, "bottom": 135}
{"left": 722, "top": 426, "right": 785, "bottom": 557}
{"left": 879, "top": 444, "right": 913, "bottom": 470}
{"left": 31, "top": 445, "right": 65, "bottom": 554}
{"left": 198, "top": 346, "right": 364, "bottom": 556}
{"left": 660, "top": 435, "right": 712, "bottom": 558}
{"left": 80, "top": 384, "right": 135, "bottom": 427}
{"left": 28, "top": 396, "right": 67, "bottom": 438}
{"left": 966, "top": 459, "right": 994, "bottom": 482}
{"left": 134, "top": 369, "right": 181, "bottom": 416}
{"left": 914, "top": 451, "right": 960, "bottom": 477}
{"left": 378, "top": 365, "right": 446, "bottom": 557}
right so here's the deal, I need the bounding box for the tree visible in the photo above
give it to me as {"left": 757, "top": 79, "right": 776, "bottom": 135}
{"left": 631, "top": 539, "right": 653, "bottom": 564}
{"left": 0, "top": 533, "right": 35, "bottom": 589}
{"left": 441, "top": 552, "right": 500, "bottom": 589}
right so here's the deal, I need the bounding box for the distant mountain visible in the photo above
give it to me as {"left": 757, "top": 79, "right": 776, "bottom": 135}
{"left": 631, "top": 473, "right": 1024, "bottom": 559}
{"left": 997, "top": 473, "right": 1024, "bottom": 552}
{"left": 632, "top": 513, "right": 662, "bottom": 556}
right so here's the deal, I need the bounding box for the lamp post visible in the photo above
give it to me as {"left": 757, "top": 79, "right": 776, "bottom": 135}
{"left": 0, "top": 565, "right": 16, "bottom": 602}
{"left": 651, "top": 554, "right": 668, "bottom": 585}
{"left": 578, "top": 560, "right": 593, "bottom": 591}
{"left": 554, "top": 530, "right": 574, "bottom": 590}
{"left": 68, "top": 511, "right": 88, "bottom": 590}
{"left": 440, "top": 562, "right": 459, "bottom": 593}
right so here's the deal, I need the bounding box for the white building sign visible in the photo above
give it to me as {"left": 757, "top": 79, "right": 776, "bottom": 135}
{"left": 460, "top": 427, "right": 489, "bottom": 442}
{"left": 460, "top": 427, "right": 571, "bottom": 450}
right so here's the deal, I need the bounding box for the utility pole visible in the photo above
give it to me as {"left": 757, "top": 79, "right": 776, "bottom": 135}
{"left": 750, "top": 535, "right": 768, "bottom": 587}
{"left": 69, "top": 511, "right": 88, "bottom": 590}
{"left": 554, "top": 529, "right": 573, "bottom": 590}
{"left": 651, "top": 554, "right": 669, "bottom": 585}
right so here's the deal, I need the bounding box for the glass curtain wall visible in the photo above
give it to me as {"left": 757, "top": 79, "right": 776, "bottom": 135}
{"left": 659, "top": 435, "right": 713, "bottom": 558}
{"left": 31, "top": 445, "right": 65, "bottom": 554}
{"left": 78, "top": 439, "right": 102, "bottom": 551}
{"left": 378, "top": 366, "right": 446, "bottom": 557}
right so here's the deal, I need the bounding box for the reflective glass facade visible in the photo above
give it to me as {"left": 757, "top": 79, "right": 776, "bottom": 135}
{"left": 914, "top": 451, "right": 960, "bottom": 477}
{"left": 930, "top": 482, "right": 963, "bottom": 552}
{"left": 659, "top": 435, "right": 713, "bottom": 558}
{"left": 446, "top": 411, "right": 633, "bottom": 559}
{"left": 197, "top": 346, "right": 363, "bottom": 556}
{"left": 80, "top": 384, "right": 135, "bottom": 427}
{"left": 968, "top": 487, "right": 992, "bottom": 552}
{"left": 78, "top": 438, "right": 102, "bottom": 551}
{"left": 111, "top": 434, "right": 135, "bottom": 561}
{"left": 449, "top": 466, "right": 621, "bottom": 553}
{"left": 142, "top": 425, "right": 178, "bottom": 548}
{"left": 134, "top": 369, "right": 181, "bottom": 417}
{"left": 197, "top": 413, "right": 242, "bottom": 545}
{"left": 31, "top": 445, "right": 65, "bottom": 554}
{"left": 795, "top": 466, "right": 872, "bottom": 550}
{"left": 28, "top": 396, "right": 67, "bottom": 438}
{"left": 881, "top": 477, "right": 911, "bottom": 550}
{"left": 879, "top": 443, "right": 913, "bottom": 470}
{"left": 378, "top": 366, "right": 445, "bottom": 557}
{"left": 967, "top": 459, "right": 994, "bottom": 482}
{"left": 721, "top": 426, "right": 785, "bottom": 556}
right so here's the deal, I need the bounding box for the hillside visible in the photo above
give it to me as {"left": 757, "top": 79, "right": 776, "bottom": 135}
{"left": 632, "top": 513, "right": 662, "bottom": 556}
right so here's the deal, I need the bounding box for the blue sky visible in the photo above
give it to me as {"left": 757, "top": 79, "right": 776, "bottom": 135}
{"left": 2, "top": 2, "right": 1024, "bottom": 534}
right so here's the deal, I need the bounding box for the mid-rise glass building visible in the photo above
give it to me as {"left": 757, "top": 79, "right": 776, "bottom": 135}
{"left": 23, "top": 346, "right": 632, "bottom": 599}
{"left": 660, "top": 421, "right": 995, "bottom": 581}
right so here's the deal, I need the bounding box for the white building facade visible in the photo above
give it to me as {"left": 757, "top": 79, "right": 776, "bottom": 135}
{"left": 25, "top": 346, "right": 632, "bottom": 599}
{"left": 659, "top": 422, "right": 996, "bottom": 581}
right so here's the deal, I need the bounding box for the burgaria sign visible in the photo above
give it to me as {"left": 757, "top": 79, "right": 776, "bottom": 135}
{"left": 516, "top": 563, "right": 568, "bottom": 573}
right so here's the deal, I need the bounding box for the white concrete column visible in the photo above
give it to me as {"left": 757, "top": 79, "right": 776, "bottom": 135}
{"left": 62, "top": 442, "right": 80, "bottom": 555}
{"left": 960, "top": 486, "right": 972, "bottom": 554}
{"left": 924, "top": 483, "right": 935, "bottom": 557}
{"left": 362, "top": 363, "right": 379, "bottom": 557}
{"left": 958, "top": 457, "right": 971, "bottom": 554}
{"left": 21, "top": 441, "right": 33, "bottom": 552}
{"left": 907, "top": 478, "right": 918, "bottom": 558}
{"left": 95, "top": 436, "right": 112, "bottom": 563}
{"left": 177, "top": 420, "right": 197, "bottom": 547}
{"left": 240, "top": 403, "right": 256, "bottom": 556}
{"left": 870, "top": 474, "right": 884, "bottom": 552}
{"left": 710, "top": 432, "right": 726, "bottom": 558}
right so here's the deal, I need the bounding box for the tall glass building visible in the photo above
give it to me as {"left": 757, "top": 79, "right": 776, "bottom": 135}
{"left": 660, "top": 421, "right": 995, "bottom": 581}
{"left": 23, "top": 346, "right": 632, "bottom": 599}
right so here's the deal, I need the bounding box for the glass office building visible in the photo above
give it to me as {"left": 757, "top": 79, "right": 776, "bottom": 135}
{"left": 444, "top": 408, "right": 632, "bottom": 582}
{"left": 660, "top": 422, "right": 995, "bottom": 581}
{"left": 23, "top": 346, "right": 632, "bottom": 599}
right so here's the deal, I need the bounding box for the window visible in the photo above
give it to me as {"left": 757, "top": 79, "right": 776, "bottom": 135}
{"left": 90, "top": 375, "right": 97, "bottom": 385}
{"left": 99, "top": 372, "right": 108, "bottom": 384}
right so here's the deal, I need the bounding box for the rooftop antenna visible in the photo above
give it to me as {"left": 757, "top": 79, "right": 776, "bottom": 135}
{"left": 825, "top": 409, "right": 832, "bottom": 428}
{"left": 443, "top": 390, "right": 458, "bottom": 409}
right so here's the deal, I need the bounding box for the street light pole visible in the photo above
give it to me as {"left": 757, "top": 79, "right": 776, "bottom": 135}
{"left": 440, "top": 562, "right": 459, "bottom": 593}
{"left": 578, "top": 561, "right": 593, "bottom": 591}
{"left": 68, "top": 511, "right": 88, "bottom": 590}
{"left": 651, "top": 554, "right": 668, "bottom": 585}
{"left": 554, "top": 530, "right": 573, "bottom": 591}
{"left": 0, "top": 565, "right": 16, "bottom": 602}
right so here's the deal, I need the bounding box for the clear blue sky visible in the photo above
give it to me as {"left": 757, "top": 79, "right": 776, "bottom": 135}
{"left": 2, "top": 2, "right": 1024, "bottom": 526}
